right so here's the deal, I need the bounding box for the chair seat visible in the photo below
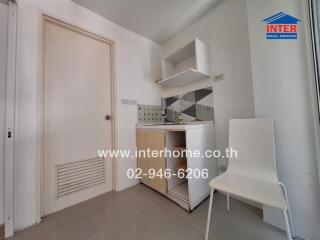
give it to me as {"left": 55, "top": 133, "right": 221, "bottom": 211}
{"left": 209, "top": 172, "right": 287, "bottom": 210}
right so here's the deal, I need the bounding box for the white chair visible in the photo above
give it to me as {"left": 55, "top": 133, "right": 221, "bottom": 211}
{"left": 205, "top": 119, "right": 295, "bottom": 240}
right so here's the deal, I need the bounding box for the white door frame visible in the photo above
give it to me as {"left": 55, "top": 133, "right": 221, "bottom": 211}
{"left": 4, "top": 0, "right": 17, "bottom": 237}
{"left": 37, "top": 14, "right": 118, "bottom": 221}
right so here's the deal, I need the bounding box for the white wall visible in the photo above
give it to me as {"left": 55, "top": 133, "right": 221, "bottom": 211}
{"left": 247, "top": 0, "right": 320, "bottom": 239}
{"left": 161, "top": 0, "right": 255, "bottom": 172}
{"left": 0, "top": 1, "right": 8, "bottom": 226}
{"left": 14, "top": 0, "right": 162, "bottom": 230}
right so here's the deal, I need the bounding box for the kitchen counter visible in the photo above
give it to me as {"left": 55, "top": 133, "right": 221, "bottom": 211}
{"left": 136, "top": 120, "right": 217, "bottom": 211}
{"left": 136, "top": 121, "right": 213, "bottom": 131}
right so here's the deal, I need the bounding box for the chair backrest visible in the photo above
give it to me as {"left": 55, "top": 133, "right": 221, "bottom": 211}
{"left": 227, "top": 119, "right": 279, "bottom": 182}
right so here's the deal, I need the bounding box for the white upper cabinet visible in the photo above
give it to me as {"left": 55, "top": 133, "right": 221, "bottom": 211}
{"left": 157, "top": 39, "right": 211, "bottom": 88}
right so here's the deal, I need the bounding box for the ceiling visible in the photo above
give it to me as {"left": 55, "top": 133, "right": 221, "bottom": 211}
{"left": 71, "top": 0, "right": 222, "bottom": 44}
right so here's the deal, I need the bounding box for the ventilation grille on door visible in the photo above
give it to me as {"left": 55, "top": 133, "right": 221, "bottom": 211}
{"left": 56, "top": 157, "right": 105, "bottom": 198}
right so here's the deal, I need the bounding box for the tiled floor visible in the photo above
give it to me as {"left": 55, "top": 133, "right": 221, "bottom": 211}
{"left": 9, "top": 184, "right": 297, "bottom": 240}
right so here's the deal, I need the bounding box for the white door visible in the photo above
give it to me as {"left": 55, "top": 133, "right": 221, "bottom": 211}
{"left": 43, "top": 17, "right": 113, "bottom": 215}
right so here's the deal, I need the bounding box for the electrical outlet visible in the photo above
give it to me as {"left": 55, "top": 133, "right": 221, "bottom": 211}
{"left": 213, "top": 73, "right": 224, "bottom": 82}
{"left": 121, "top": 99, "right": 137, "bottom": 105}
{"left": 129, "top": 100, "right": 137, "bottom": 105}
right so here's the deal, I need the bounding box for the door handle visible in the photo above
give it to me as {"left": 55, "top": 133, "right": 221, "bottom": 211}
{"left": 105, "top": 115, "right": 111, "bottom": 120}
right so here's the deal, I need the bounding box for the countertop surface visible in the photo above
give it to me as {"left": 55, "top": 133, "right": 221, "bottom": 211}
{"left": 136, "top": 121, "right": 213, "bottom": 130}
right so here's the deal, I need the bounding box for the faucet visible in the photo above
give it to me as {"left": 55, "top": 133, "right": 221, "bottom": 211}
{"left": 161, "top": 98, "right": 167, "bottom": 120}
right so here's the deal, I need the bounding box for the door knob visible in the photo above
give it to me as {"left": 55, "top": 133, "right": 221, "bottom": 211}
{"left": 105, "top": 115, "right": 111, "bottom": 120}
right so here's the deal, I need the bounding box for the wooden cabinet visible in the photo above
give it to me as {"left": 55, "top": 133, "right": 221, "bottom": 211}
{"left": 136, "top": 129, "right": 167, "bottom": 194}
{"left": 136, "top": 124, "right": 218, "bottom": 211}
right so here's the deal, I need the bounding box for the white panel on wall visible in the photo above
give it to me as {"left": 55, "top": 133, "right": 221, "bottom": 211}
{"left": 0, "top": 2, "right": 8, "bottom": 225}
{"left": 247, "top": 0, "right": 320, "bottom": 239}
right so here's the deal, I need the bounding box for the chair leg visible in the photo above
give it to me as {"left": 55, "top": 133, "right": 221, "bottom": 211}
{"left": 279, "top": 182, "right": 295, "bottom": 238}
{"left": 283, "top": 210, "right": 293, "bottom": 240}
{"left": 227, "top": 193, "right": 230, "bottom": 212}
{"left": 205, "top": 189, "right": 214, "bottom": 240}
